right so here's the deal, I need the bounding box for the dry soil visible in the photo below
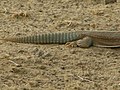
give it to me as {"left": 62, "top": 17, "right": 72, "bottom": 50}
{"left": 0, "top": 0, "right": 120, "bottom": 90}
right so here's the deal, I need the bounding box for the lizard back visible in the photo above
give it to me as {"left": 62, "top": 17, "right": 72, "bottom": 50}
{"left": 80, "top": 31, "right": 120, "bottom": 40}
{"left": 79, "top": 31, "right": 120, "bottom": 47}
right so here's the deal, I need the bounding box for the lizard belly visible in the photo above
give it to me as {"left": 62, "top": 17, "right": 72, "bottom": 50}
{"left": 92, "top": 38, "right": 120, "bottom": 47}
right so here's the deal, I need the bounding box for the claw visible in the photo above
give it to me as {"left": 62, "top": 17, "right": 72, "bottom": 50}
{"left": 65, "top": 42, "right": 77, "bottom": 48}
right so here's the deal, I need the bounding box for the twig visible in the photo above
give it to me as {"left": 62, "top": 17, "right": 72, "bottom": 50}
{"left": 9, "top": 60, "right": 22, "bottom": 67}
{"left": 76, "top": 75, "right": 94, "bottom": 83}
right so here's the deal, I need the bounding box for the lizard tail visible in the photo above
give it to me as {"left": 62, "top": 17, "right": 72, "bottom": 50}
{"left": 1, "top": 38, "right": 18, "bottom": 42}
{"left": 2, "top": 32, "right": 79, "bottom": 44}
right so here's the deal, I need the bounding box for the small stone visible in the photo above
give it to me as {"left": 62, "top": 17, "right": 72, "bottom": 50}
{"left": 18, "top": 49, "right": 28, "bottom": 54}
{"left": 84, "top": 17, "right": 92, "bottom": 22}
{"left": 11, "top": 67, "right": 21, "bottom": 73}
{"left": 29, "top": 81, "right": 39, "bottom": 87}
{"left": 42, "top": 51, "right": 52, "bottom": 58}
{"left": 60, "top": 66, "right": 65, "bottom": 70}
{"left": 69, "top": 49, "right": 76, "bottom": 54}
{"left": 32, "top": 47, "right": 39, "bottom": 54}
{"left": 10, "top": 67, "right": 28, "bottom": 74}
{"left": 96, "top": 10, "right": 104, "bottom": 16}
{"left": 40, "top": 65, "right": 47, "bottom": 70}
{"left": 32, "top": 47, "right": 44, "bottom": 57}
{"left": 37, "top": 50, "right": 45, "bottom": 57}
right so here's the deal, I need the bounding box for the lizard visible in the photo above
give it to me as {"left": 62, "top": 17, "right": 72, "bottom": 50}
{"left": 0, "top": 30, "right": 120, "bottom": 48}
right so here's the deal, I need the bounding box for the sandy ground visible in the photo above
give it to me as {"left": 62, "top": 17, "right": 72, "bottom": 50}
{"left": 0, "top": 0, "right": 120, "bottom": 90}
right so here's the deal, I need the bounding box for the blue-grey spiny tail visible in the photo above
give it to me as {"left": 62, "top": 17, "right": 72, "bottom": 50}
{"left": 3, "top": 32, "right": 80, "bottom": 44}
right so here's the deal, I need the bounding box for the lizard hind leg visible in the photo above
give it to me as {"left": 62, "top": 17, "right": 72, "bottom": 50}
{"left": 65, "top": 37, "right": 93, "bottom": 48}
{"left": 76, "top": 37, "right": 93, "bottom": 48}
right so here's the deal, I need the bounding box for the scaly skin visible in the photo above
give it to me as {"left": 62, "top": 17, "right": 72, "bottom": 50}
{"left": 2, "top": 32, "right": 80, "bottom": 44}
{"left": 1, "top": 30, "right": 120, "bottom": 48}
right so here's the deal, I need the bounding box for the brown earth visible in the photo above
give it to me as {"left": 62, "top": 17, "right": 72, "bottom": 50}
{"left": 0, "top": 0, "right": 120, "bottom": 90}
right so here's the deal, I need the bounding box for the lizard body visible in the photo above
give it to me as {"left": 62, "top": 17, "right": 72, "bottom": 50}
{"left": 1, "top": 30, "right": 120, "bottom": 48}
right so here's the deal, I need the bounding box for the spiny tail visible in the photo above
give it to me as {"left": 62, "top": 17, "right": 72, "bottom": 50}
{"left": 2, "top": 32, "right": 80, "bottom": 44}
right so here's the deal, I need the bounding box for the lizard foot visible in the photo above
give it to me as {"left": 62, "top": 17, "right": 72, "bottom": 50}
{"left": 65, "top": 41, "right": 77, "bottom": 48}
